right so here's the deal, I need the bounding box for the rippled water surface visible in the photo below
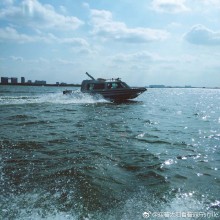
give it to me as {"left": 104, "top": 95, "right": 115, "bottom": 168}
{"left": 0, "top": 85, "right": 220, "bottom": 219}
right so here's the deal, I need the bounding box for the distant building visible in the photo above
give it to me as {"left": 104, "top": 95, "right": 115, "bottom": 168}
{"left": 21, "top": 77, "right": 25, "bottom": 84}
{"left": 11, "top": 77, "right": 18, "bottom": 84}
{"left": 56, "top": 82, "right": 59, "bottom": 85}
{"left": 27, "top": 80, "right": 32, "bottom": 84}
{"left": 1, "top": 77, "right": 9, "bottom": 84}
{"left": 35, "top": 80, "right": 46, "bottom": 85}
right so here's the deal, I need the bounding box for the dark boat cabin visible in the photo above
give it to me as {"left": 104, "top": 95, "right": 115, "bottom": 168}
{"left": 81, "top": 80, "right": 129, "bottom": 92}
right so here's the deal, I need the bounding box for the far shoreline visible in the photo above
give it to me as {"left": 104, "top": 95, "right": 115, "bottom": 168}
{"left": 0, "top": 83, "right": 81, "bottom": 87}
{"left": 0, "top": 83, "right": 219, "bottom": 89}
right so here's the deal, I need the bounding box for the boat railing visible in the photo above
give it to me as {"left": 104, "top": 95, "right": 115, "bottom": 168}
{"left": 85, "top": 72, "right": 121, "bottom": 82}
{"left": 98, "top": 78, "right": 121, "bottom": 82}
{"left": 105, "top": 78, "right": 121, "bottom": 82}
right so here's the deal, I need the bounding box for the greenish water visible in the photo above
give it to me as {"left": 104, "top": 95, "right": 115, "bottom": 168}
{"left": 0, "top": 86, "right": 220, "bottom": 219}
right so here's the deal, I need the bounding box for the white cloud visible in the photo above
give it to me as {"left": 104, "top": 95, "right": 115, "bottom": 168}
{"left": 111, "top": 51, "right": 162, "bottom": 63}
{"left": 151, "top": 0, "right": 190, "bottom": 13}
{"left": 110, "top": 51, "right": 197, "bottom": 67}
{"left": 200, "top": 0, "right": 220, "bottom": 7}
{"left": 0, "top": 26, "right": 90, "bottom": 47}
{"left": 90, "top": 9, "right": 169, "bottom": 43}
{"left": 184, "top": 24, "right": 220, "bottom": 45}
{"left": 56, "top": 59, "right": 75, "bottom": 65}
{"left": 60, "top": 38, "right": 89, "bottom": 47}
{"left": 1, "top": 0, "right": 14, "bottom": 5}
{"left": 0, "top": 27, "right": 37, "bottom": 43}
{"left": 0, "top": 0, "right": 83, "bottom": 30}
{"left": 166, "top": 22, "right": 182, "bottom": 29}
{"left": 0, "top": 27, "right": 62, "bottom": 43}
{"left": 10, "top": 56, "right": 24, "bottom": 62}
{"left": 82, "top": 2, "right": 90, "bottom": 9}
{"left": 59, "top": 5, "right": 67, "bottom": 14}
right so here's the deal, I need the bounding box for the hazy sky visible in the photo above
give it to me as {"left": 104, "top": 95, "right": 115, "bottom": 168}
{"left": 0, "top": 0, "right": 220, "bottom": 86}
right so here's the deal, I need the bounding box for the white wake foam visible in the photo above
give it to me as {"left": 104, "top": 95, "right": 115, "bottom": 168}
{"left": 0, "top": 91, "right": 108, "bottom": 105}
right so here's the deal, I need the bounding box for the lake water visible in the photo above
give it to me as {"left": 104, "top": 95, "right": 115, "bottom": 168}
{"left": 0, "top": 86, "right": 220, "bottom": 220}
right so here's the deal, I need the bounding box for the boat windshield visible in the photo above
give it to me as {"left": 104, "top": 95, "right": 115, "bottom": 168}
{"left": 121, "top": 82, "right": 129, "bottom": 88}
{"left": 107, "top": 82, "right": 129, "bottom": 89}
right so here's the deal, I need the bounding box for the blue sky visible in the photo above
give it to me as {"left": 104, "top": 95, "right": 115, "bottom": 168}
{"left": 0, "top": 0, "right": 220, "bottom": 86}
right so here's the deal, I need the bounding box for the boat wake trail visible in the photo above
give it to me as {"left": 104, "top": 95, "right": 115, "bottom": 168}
{"left": 0, "top": 90, "right": 108, "bottom": 105}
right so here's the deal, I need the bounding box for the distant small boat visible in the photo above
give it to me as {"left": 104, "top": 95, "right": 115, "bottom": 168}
{"left": 63, "top": 72, "right": 147, "bottom": 102}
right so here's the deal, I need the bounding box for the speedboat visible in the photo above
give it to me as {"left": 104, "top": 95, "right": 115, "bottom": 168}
{"left": 63, "top": 72, "right": 147, "bottom": 101}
